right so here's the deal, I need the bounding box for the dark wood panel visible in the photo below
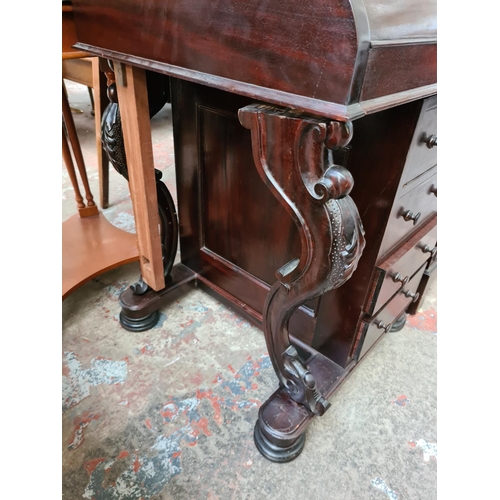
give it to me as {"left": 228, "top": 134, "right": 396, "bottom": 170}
{"left": 197, "top": 104, "right": 301, "bottom": 284}
{"left": 172, "top": 78, "right": 316, "bottom": 344}
{"left": 361, "top": 44, "right": 437, "bottom": 101}
{"left": 72, "top": 0, "right": 358, "bottom": 105}
{"left": 172, "top": 78, "right": 429, "bottom": 367}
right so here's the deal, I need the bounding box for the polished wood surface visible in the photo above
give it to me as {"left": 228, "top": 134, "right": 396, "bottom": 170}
{"left": 72, "top": 0, "right": 436, "bottom": 120}
{"left": 62, "top": 3, "right": 139, "bottom": 298}
{"left": 67, "top": 0, "right": 437, "bottom": 461}
{"left": 63, "top": 5, "right": 91, "bottom": 60}
{"left": 62, "top": 214, "right": 139, "bottom": 299}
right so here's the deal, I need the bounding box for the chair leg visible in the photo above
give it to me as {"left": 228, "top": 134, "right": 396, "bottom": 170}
{"left": 62, "top": 84, "right": 99, "bottom": 218}
{"left": 62, "top": 128, "right": 86, "bottom": 211}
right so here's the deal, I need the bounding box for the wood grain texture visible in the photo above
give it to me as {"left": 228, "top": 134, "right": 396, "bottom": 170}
{"left": 171, "top": 79, "right": 316, "bottom": 344}
{"left": 72, "top": 0, "right": 358, "bottom": 105}
{"left": 62, "top": 214, "right": 139, "bottom": 299}
{"left": 114, "top": 62, "right": 165, "bottom": 291}
{"left": 62, "top": 7, "right": 92, "bottom": 59}
{"left": 361, "top": 44, "right": 437, "bottom": 101}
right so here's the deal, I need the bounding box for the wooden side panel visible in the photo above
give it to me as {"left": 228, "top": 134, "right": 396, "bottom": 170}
{"left": 361, "top": 44, "right": 437, "bottom": 101}
{"left": 171, "top": 79, "right": 315, "bottom": 343}
{"left": 198, "top": 104, "right": 302, "bottom": 284}
{"left": 115, "top": 63, "right": 165, "bottom": 291}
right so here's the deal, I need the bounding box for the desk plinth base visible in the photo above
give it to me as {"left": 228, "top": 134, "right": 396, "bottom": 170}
{"left": 118, "top": 263, "right": 196, "bottom": 331}
{"left": 254, "top": 344, "right": 351, "bottom": 462}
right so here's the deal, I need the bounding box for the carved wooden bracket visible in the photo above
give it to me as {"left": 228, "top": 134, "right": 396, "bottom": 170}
{"left": 239, "top": 105, "right": 365, "bottom": 416}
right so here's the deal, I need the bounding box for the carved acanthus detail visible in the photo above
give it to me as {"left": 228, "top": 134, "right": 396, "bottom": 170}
{"left": 239, "top": 104, "right": 365, "bottom": 416}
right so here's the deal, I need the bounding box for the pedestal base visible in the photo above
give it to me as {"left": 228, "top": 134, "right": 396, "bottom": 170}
{"left": 390, "top": 313, "right": 407, "bottom": 332}
{"left": 253, "top": 419, "right": 306, "bottom": 463}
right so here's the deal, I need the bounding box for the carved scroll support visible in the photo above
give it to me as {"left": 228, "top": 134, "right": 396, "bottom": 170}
{"left": 100, "top": 61, "right": 178, "bottom": 331}
{"left": 239, "top": 105, "right": 365, "bottom": 461}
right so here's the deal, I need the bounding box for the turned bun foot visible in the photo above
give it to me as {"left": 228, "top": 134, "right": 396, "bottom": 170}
{"left": 253, "top": 418, "right": 306, "bottom": 463}
{"left": 390, "top": 313, "right": 407, "bottom": 332}
{"left": 119, "top": 309, "right": 160, "bottom": 332}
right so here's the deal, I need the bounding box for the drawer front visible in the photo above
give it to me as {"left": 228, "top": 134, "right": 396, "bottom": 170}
{"left": 401, "top": 96, "right": 437, "bottom": 189}
{"left": 357, "top": 264, "right": 427, "bottom": 360}
{"left": 380, "top": 171, "right": 437, "bottom": 257}
{"left": 366, "top": 216, "right": 437, "bottom": 316}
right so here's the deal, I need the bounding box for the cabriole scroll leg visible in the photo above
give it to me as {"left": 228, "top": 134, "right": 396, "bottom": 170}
{"left": 239, "top": 105, "right": 365, "bottom": 461}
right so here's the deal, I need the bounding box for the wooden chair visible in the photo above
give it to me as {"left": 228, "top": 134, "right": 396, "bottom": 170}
{"left": 62, "top": 2, "right": 139, "bottom": 299}
{"left": 63, "top": 2, "right": 109, "bottom": 209}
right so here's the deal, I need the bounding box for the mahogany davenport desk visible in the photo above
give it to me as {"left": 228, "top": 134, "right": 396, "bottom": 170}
{"left": 72, "top": 0, "right": 437, "bottom": 462}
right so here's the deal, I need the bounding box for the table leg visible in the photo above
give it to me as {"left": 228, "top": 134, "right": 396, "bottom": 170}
{"left": 102, "top": 61, "right": 180, "bottom": 331}
{"left": 239, "top": 105, "right": 366, "bottom": 461}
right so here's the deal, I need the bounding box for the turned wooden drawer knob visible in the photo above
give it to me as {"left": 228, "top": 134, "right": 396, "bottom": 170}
{"left": 375, "top": 320, "right": 391, "bottom": 333}
{"left": 422, "top": 244, "right": 437, "bottom": 259}
{"left": 403, "top": 289, "right": 420, "bottom": 302}
{"left": 391, "top": 272, "right": 409, "bottom": 285}
{"left": 401, "top": 209, "right": 421, "bottom": 225}
{"left": 426, "top": 134, "right": 437, "bottom": 148}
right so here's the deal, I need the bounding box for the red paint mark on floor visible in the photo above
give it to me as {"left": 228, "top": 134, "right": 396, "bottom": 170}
{"left": 140, "top": 345, "right": 153, "bottom": 355}
{"left": 68, "top": 412, "right": 101, "bottom": 449}
{"left": 196, "top": 389, "right": 223, "bottom": 424}
{"left": 180, "top": 319, "right": 194, "bottom": 328}
{"left": 408, "top": 441, "right": 417, "bottom": 448}
{"left": 133, "top": 455, "right": 141, "bottom": 473}
{"left": 85, "top": 457, "right": 106, "bottom": 475}
{"left": 407, "top": 307, "right": 437, "bottom": 332}
{"left": 392, "top": 395, "right": 410, "bottom": 407}
{"left": 161, "top": 405, "right": 177, "bottom": 421}
{"left": 117, "top": 450, "right": 129, "bottom": 460}
{"left": 190, "top": 372, "right": 203, "bottom": 385}
{"left": 144, "top": 418, "right": 153, "bottom": 429}
{"left": 191, "top": 417, "right": 212, "bottom": 437}
{"left": 172, "top": 451, "right": 182, "bottom": 459}
{"left": 228, "top": 364, "right": 236, "bottom": 374}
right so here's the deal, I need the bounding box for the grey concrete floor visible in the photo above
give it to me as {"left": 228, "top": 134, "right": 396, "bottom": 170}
{"left": 62, "top": 81, "right": 437, "bottom": 500}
